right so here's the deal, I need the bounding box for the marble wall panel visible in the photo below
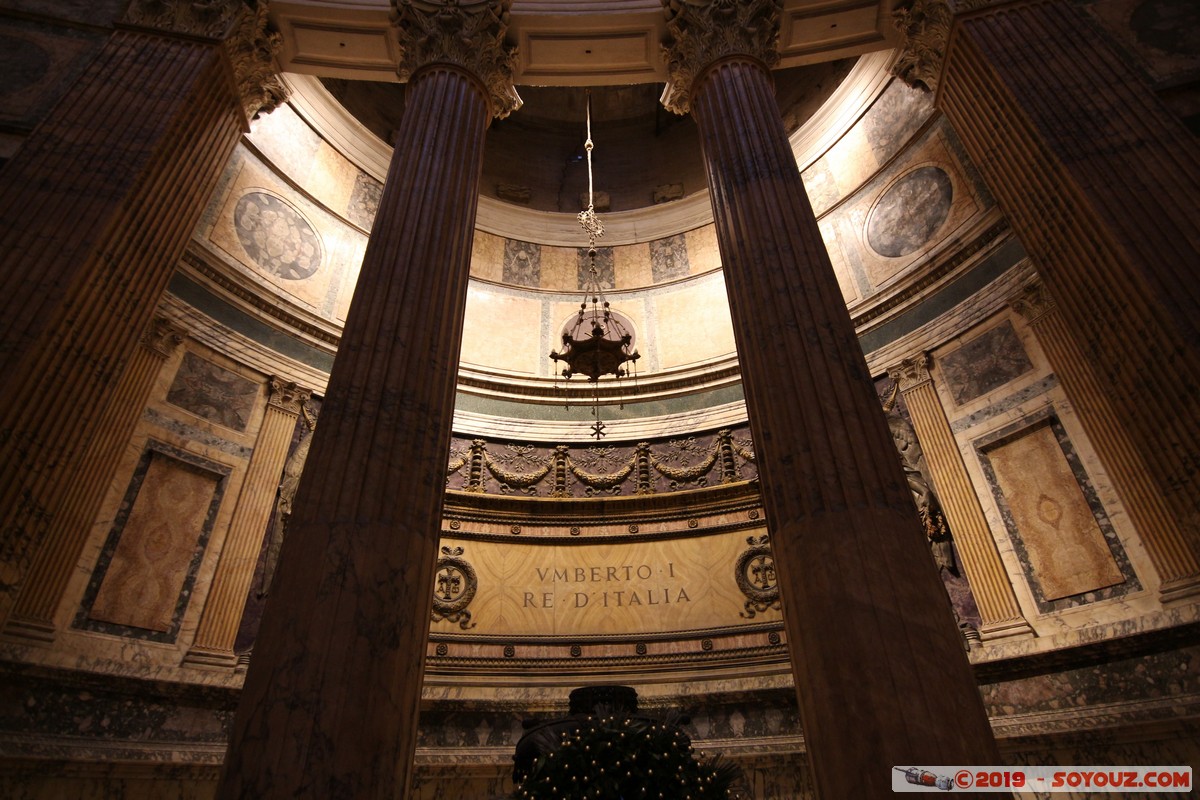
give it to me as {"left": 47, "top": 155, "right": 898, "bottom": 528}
{"left": 77, "top": 443, "right": 230, "bottom": 642}
{"left": 433, "top": 529, "right": 779, "bottom": 637}
{"left": 577, "top": 246, "right": 615, "bottom": 290}
{"left": 649, "top": 234, "right": 691, "bottom": 283}
{"left": 683, "top": 225, "right": 721, "bottom": 275}
{"left": 346, "top": 171, "right": 383, "bottom": 230}
{"left": 166, "top": 352, "right": 260, "bottom": 433}
{"left": 939, "top": 321, "right": 1035, "bottom": 406}
{"left": 613, "top": 242, "right": 654, "bottom": 289}
{"left": 503, "top": 239, "right": 541, "bottom": 287}
{"left": 469, "top": 230, "right": 506, "bottom": 284}
{"left": 979, "top": 416, "right": 1139, "bottom": 610}
{"left": 865, "top": 165, "right": 954, "bottom": 258}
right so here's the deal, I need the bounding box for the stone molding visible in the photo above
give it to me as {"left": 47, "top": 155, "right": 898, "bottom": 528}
{"left": 392, "top": 0, "right": 522, "bottom": 119}
{"left": 660, "top": 0, "right": 783, "bottom": 115}
{"left": 121, "top": 0, "right": 245, "bottom": 41}
{"left": 889, "top": 352, "right": 934, "bottom": 391}
{"left": 225, "top": 1, "right": 290, "bottom": 122}
{"left": 139, "top": 316, "right": 185, "bottom": 359}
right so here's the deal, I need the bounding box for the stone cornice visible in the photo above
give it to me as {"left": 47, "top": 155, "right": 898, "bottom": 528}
{"left": 393, "top": 0, "right": 522, "bottom": 119}
{"left": 660, "top": 0, "right": 783, "bottom": 115}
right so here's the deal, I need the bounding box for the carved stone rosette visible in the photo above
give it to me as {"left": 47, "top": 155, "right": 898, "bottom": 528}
{"left": 431, "top": 546, "right": 478, "bottom": 629}
{"left": 392, "top": 0, "right": 522, "bottom": 119}
{"left": 735, "top": 534, "right": 781, "bottom": 618}
{"left": 225, "top": 1, "right": 289, "bottom": 122}
{"left": 122, "top": 0, "right": 245, "bottom": 41}
{"left": 660, "top": 0, "right": 783, "bottom": 115}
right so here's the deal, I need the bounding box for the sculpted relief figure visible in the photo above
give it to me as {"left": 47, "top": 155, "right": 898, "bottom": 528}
{"left": 259, "top": 402, "right": 317, "bottom": 596}
{"left": 882, "top": 383, "right": 957, "bottom": 576}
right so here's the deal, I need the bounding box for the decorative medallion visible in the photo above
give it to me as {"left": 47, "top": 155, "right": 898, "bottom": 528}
{"left": 569, "top": 644, "right": 582, "bottom": 658}
{"left": 635, "top": 642, "right": 647, "bottom": 655}
{"left": 431, "top": 545, "right": 478, "bottom": 629}
{"left": 435, "top": 642, "right": 449, "bottom": 656}
{"left": 736, "top": 534, "right": 781, "bottom": 618}
{"left": 767, "top": 631, "right": 781, "bottom": 645}
{"left": 233, "top": 192, "right": 322, "bottom": 280}
{"left": 866, "top": 166, "right": 953, "bottom": 258}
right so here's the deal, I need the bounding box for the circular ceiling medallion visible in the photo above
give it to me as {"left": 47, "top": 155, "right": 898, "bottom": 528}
{"left": 866, "top": 166, "right": 953, "bottom": 259}
{"left": 234, "top": 192, "right": 322, "bottom": 280}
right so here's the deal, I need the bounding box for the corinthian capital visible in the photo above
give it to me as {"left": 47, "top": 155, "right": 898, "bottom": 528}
{"left": 393, "top": 0, "right": 522, "bottom": 119}
{"left": 267, "top": 377, "right": 312, "bottom": 415}
{"left": 1009, "top": 281, "right": 1056, "bottom": 324}
{"left": 889, "top": 353, "right": 934, "bottom": 392}
{"left": 122, "top": 0, "right": 245, "bottom": 40}
{"left": 225, "top": 1, "right": 289, "bottom": 122}
{"left": 660, "top": 0, "right": 783, "bottom": 115}
{"left": 892, "top": 0, "right": 1009, "bottom": 92}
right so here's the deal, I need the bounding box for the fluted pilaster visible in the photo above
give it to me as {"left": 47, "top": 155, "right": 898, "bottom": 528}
{"left": 184, "top": 378, "right": 310, "bottom": 668}
{"left": 1011, "top": 283, "right": 1200, "bottom": 603}
{"left": 217, "top": 2, "right": 515, "bottom": 796}
{"left": 890, "top": 355, "right": 1033, "bottom": 638}
{"left": 2, "top": 317, "right": 184, "bottom": 638}
{"left": 664, "top": 2, "right": 998, "bottom": 793}
{"left": 0, "top": 2, "right": 284, "bottom": 619}
{"left": 929, "top": 0, "right": 1200, "bottom": 552}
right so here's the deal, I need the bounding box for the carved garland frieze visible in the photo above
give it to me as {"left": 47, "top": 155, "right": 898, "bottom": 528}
{"left": 446, "top": 429, "right": 755, "bottom": 497}
{"left": 393, "top": 0, "right": 522, "bottom": 119}
{"left": 660, "top": 0, "right": 784, "bottom": 115}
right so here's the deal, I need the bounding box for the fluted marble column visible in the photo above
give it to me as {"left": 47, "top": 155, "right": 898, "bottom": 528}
{"left": 1011, "top": 282, "right": 1200, "bottom": 602}
{"left": 0, "top": 1, "right": 286, "bottom": 623}
{"left": 895, "top": 0, "right": 1200, "bottom": 553}
{"left": 2, "top": 317, "right": 184, "bottom": 638}
{"left": 216, "top": 1, "right": 519, "bottom": 797}
{"left": 184, "top": 378, "right": 311, "bottom": 668}
{"left": 661, "top": 1, "right": 997, "bottom": 795}
{"left": 890, "top": 355, "right": 1033, "bottom": 638}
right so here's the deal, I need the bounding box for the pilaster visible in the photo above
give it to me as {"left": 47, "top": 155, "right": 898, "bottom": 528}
{"left": 184, "top": 378, "right": 311, "bottom": 669}
{"left": 1011, "top": 282, "right": 1200, "bottom": 604}
{"left": 889, "top": 354, "right": 1034, "bottom": 639}
{"left": 2, "top": 317, "right": 184, "bottom": 639}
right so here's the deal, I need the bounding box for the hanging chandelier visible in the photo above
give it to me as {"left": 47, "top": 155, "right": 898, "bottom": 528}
{"left": 550, "top": 91, "right": 640, "bottom": 440}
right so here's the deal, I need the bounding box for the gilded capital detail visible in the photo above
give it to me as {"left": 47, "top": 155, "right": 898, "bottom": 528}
{"left": 225, "top": 1, "right": 289, "bottom": 122}
{"left": 660, "top": 0, "right": 783, "bottom": 115}
{"left": 889, "top": 353, "right": 934, "bottom": 392}
{"left": 122, "top": 0, "right": 245, "bottom": 41}
{"left": 140, "top": 317, "right": 185, "bottom": 359}
{"left": 1009, "top": 281, "right": 1057, "bottom": 324}
{"left": 267, "top": 377, "right": 311, "bottom": 415}
{"left": 392, "top": 0, "right": 522, "bottom": 120}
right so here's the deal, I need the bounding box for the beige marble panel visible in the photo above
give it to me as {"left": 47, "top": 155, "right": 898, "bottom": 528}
{"left": 684, "top": 225, "right": 722, "bottom": 275}
{"left": 538, "top": 243, "right": 578, "bottom": 291}
{"left": 819, "top": 218, "right": 859, "bottom": 305}
{"left": 90, "top": 454, "right": 219, "bottom": 632}
{"left": 613, "top": 242, "right": 652, "bottom": 289}
{"left": 824, "top": 123, "right": 879, "bottom": 199}
{"left": 460, "top": 287, "right": 543, "bottom": 374}
{"left": 436, "top": 529, "right": 777, "bottom": 636}
{"left": 987, "top": 424, "right": 1124, "bottom": 602}
{"left": 651, "top": 276, "right": 737, "bottom": 369}
{"left": 308, "top": 139, "right": 358, "bottom": 219}
{"left": 469, "top": 231, "right": 505, "bottom": 284}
